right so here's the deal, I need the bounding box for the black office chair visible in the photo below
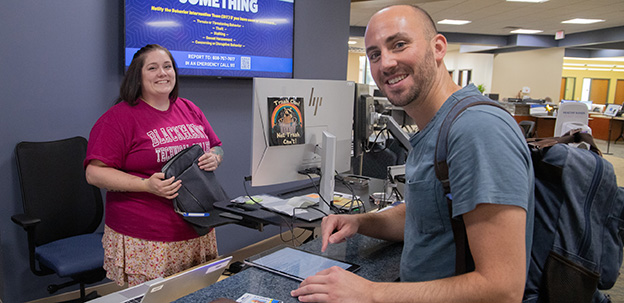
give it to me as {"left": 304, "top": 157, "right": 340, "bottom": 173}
{"left": 361, "top": 140, "right": 401, "bottom": 180}
{"left": 519, "top": 120, "right": 536, "bottom": 138}
{"left": 11, "top": 136, "right": 105, "bottom": 302}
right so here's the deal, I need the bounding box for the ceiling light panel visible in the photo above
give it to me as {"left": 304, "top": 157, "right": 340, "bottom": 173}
{"left": 587, "top": 64, "right": 614, "bottom": 68}
{"left": 561, "top": 18, "right": 605, "bottom": 24}
{"left": 438, "top": 19, "right": 472, "bottom": 25}
{"left": 506, "top": 0, "right": 549, "bottom": 3}
{"left": 510, "top": 29, "right": 543, "bottom": 34}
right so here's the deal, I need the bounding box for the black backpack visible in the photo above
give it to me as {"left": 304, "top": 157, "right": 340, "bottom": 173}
{"left": 162, "top": 144, "right": 231, "bottom": 236}
{"left": 434, "top": 95, "right": 624, "bottom": 303}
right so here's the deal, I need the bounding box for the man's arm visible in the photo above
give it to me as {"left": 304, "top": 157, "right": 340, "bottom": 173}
{"left": 320, "top": 203, "right": 405, "bottom": 252}
{"left": 356, "top": 203, "right": 406, "bottom": 241}
{"left": 294, "top": 203, "right": 527, "bottom": 303}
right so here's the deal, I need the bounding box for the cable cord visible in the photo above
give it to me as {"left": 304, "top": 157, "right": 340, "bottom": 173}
{"left": 365, "top": 127, "right": 390, "bottom": 153}
{"left": 333, "top": 172, "right": 366, "bottom": 214}
{"left": 299, "top": 171, "right": 342, "bottom": 215}
{"left": 242, "top": 177, "right": 301, "bottom": 244}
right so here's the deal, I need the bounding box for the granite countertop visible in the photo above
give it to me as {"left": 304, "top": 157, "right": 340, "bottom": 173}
{"left": 174, "top": 233, "right": 403, "bottom": 303}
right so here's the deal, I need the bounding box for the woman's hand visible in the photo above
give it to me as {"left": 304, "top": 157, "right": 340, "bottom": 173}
{"left": 86, "top": 160, "right": 181, "bottom": 199}
{"left": 145, "top": 172, "right": 182, "bottom": 199}
{"left": 198, "top": 151, "right": 222, "bottom": 171}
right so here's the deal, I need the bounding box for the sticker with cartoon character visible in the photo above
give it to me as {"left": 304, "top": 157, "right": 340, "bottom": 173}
{"left": 269, "top": 97, "right": 305, "bottom": 146}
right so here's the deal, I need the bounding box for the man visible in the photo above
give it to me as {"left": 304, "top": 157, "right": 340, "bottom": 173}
{"left": 290, "top": 5, "right": 534, "bottom": 303}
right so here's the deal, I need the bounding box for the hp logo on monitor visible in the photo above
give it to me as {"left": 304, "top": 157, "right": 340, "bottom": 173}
{"left": 309, "top": 87, "right": 323, "bottom": 116}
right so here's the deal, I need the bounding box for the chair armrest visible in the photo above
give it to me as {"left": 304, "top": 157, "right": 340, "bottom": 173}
{"left": 11, "top": 213, "right": 53, "bottom": 276}
{"left": 11, "top": 214, "right": 41, "bottom": 230}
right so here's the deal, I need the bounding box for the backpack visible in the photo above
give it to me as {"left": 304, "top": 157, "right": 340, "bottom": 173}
{"left": 161, "top": 144, "right": 231, "bottom": 236}
{"left": 434, "top": 95, "right": 624, "bottom": 303}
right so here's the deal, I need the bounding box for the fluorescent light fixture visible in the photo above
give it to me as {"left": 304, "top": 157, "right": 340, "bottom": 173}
{"left": 562, "top": 18, "right": 605, "bottom": 24}
{"left": 565, "top": 57, "right": 624, "bottom": 62}
{"left": 587, "top": 68, "right": 611, "bottom": 71}
{"left": 438, "top": 19, "right": 472, "bottom": 25}
{"left": 616, "top": 65, "right": 624, "bottom": 69}
{"left": 506, "top": 0, "right": 548, "bottom": 3}
{"left": 348, "top": 40, "right": 357, "bottom": 45}
{"left": 510, "top": 29, "right": 543, "bottom": 34}
{"left": 587, "top": 64, "right": 614, "bottom": 68}
{"left": 563, "top": 63, "right": 585, "bottom": 66}
{"left": 613, "top": 69, "right": 624, "bottom": 72}
{"left": 563, "top": 67, "right": 587, "bottom": 70}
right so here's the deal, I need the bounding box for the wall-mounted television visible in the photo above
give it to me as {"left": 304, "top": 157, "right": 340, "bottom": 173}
{"left": 125, "top": 0, "right": 294, "bottom": 78}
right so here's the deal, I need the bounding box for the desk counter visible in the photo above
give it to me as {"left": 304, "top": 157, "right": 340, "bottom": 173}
{"left": 587, "top": 114, "right": 624, "bottom": 141}
{"left": 214, "top": 177, "right": 389, "bottom": 232}
{"left": 174, "top": 233, "right": 403, "bottom": 303}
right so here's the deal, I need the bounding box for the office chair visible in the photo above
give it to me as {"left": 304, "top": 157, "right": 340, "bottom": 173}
{"left": 11, "top": 136, "right": 105, "bottom": 302}
{"left": 362, "top": 147, "right": 397, "bottom": 179}
{"left": 518, "top": 120, "right": 536, "bottom": 138}
{"left": 361, "top": 138, "right": 406, "bottom": 180}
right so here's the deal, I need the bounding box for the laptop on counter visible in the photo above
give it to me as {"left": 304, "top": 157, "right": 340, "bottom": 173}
{"left": 91, "top": 256, "right": 232, "bottom": 303}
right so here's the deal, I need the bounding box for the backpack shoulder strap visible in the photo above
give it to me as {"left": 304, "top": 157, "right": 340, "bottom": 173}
{"left": 434, "top": 95, "right": 510, "bottom": 192}
{"left": 434, "top": 94, "right": 510, "bottom": 275}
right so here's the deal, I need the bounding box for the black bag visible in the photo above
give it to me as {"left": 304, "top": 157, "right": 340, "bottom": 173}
{"left": 162, "top": 144, "right": 230, "bottom": 236}
{"left": 435, "top": 95, "right": 624, "bottom": 303}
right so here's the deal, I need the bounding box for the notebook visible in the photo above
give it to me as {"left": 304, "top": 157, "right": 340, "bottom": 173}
{"left": 91, "top": 256, "right": 232, "bottom": 303}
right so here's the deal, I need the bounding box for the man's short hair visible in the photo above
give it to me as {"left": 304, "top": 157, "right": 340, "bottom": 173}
{"left": 405, "top": 5, "right": 438, "bottom": 39}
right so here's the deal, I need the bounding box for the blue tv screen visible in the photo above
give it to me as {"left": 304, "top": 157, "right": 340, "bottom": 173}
{"left": 125, "top": 0, "right": 294, "bottom": 78}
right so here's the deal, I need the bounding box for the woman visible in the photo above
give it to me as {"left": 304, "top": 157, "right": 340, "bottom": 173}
{"left": 84, "top": 44, "right": 223, "bottom": 286}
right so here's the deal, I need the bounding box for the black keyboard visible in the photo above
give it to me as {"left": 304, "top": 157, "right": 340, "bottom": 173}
{"left": 124, "top": 295, "right": 144, "bottom": 303}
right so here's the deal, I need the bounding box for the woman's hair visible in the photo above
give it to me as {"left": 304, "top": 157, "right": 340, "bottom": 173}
{"left": 116, "top": 44, "right": 179, "bottom": 105}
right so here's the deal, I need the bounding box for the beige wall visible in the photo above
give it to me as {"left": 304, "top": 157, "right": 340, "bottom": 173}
{"left": 347, "top": 52, "right": 363, "bottom": 83}
{"left": 491, "top": 47, "right": 564, "bottom": 101}
{"left": 445, "top": 51, "right": 494, "bottom": 94}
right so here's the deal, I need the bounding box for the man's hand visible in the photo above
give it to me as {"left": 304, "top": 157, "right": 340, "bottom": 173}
{"left": 291, "top": 266, "right": 375, "bottom": 303}
{"left": 320, "top": 214, "right": 360, "bottom": 252}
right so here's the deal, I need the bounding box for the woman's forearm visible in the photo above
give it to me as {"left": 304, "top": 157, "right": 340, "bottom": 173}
{"left": 85, "top": 161, "right": 148, "bottom": 193}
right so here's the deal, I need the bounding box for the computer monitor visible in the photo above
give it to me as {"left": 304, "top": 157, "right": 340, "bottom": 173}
{"left": 251, "top": 78, "right": 355, "bottom": 210}
{"left": 352, "top": 83, "right": 375, "bottom": 158}
{"left": 579, "top": 100, "right": 593, "bottom": 110}
{"left": 485, "top": 93, "right": 499, "bottom": 101}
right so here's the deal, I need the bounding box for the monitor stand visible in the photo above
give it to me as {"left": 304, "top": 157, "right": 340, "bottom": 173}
{"left": 319, "top": 131, "right": 336, "bottom": 213}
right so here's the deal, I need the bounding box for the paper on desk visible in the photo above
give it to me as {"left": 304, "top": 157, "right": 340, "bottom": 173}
{"left": 253, "top": 194, "right": 312, "bottom": 216}
{"left": 304, "top": 192, "right": 360, "bottom": 207}
{"left": 236, "top": 292, "right": 282, "bottom": 303}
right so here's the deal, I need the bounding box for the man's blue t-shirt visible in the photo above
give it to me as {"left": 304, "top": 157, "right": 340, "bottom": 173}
{"left": 400, "top": 84, "right": 535, "bottom": 282}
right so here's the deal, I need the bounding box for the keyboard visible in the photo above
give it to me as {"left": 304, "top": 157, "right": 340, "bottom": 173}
{"left": 123, "top": 295, "right": 144, "bottom": 303}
